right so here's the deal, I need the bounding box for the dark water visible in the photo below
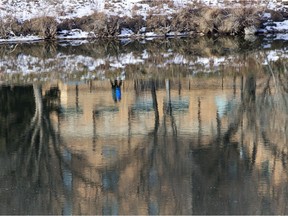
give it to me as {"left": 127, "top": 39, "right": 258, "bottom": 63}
{"left": 0, "top": 74, "right": 287, "bottom": 214}
{"left": 0, "top": 36, "right": 288, "bottom": 214}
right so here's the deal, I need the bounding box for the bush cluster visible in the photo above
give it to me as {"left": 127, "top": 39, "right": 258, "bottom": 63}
{"left": 0, "top": 16, "right": 57, "bottom": 39}
{"left": 0, "top": 5, "right": 283, "bottom": 40}
{"left": 169, "top": 6, "right": 263, "bottom": 35}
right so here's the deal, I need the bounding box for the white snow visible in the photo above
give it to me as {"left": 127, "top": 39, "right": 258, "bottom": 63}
{"left": 57, "top": 29, "right": 94, "bottom": 39}
{"left": 0, "top": 0, "right": 288, "bottom": 79}
{"left": 0, "top": 35, "right": 42, "bottom": 43}
{"left": 119, "top": 28, "right": 134, "bottom": 37}
{"left": 267, "top": 20, "right": 288, "bottom": 32}
{"left": 0, "top": 0, "right": 288, "bottom": 41}
{"left": 0, "top": 42, "right": 288, "bottom": 78}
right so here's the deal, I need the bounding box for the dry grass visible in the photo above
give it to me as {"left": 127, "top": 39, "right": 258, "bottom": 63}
{"left": 0, "top": 16, "right": 21, "bottom": 38}
{"left": 266, "top": 9, "right": 284, "bottom": 22}
{"left": 0, "top": 4, "right": 279, "bottom": 40}
{"left": 144, "top": 6, "right": 263, "bottom": 36}
{"left": 22, "top": 16, "right": 57, "bottom": 39}
{"left": 170, "top": 7, "right": 198, "bottom": 33}
{"left": 57, "top": 18, "right": 76, "bottom": 31}
{"left": 72, "top": 12, "right": 120, "bottom": 38}
{"left": 120, "top": 15, "right": 145, "bottom": 34}
{"left": 139, "top": 0, "right": 174, "bottom": 8}
{"left": 176, "top": 6, "right": 263, "bottom": 35}
{"left": 146, "top": 15, "right": 171, "bottom": 34}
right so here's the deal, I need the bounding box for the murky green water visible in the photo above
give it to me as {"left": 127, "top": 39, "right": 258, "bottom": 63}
{"left": 0, "top": 37, "right": 288, "bottom": 214}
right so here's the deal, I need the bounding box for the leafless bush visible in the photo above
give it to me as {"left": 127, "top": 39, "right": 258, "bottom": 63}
{"left": 196, "top": 7, "right": 220, "bottom": 34}
{"left": 266, "top": 9, "right": 284, "bottom": 22}
{"left": 139, "top": 0, "right": 174, "bottom": 8}
{"left": 0, "top": 4, "right": 268, "bottom": 39}
{"left": 57, "top": 18, "right": 76, "bottom": 30}
{"left": 120, "top": 15, "right": 145, "bottom": 34}
{"left": 0, "top": 16, "right": 21, "bottom": 38}
{"left": 22, "top": 16, "right": 57, "bottom": 39}
{"left": 217, "top": 9, "right": 241, "bottom": 34}
{"left": 170, "top": 7, "right": 198, "bottom": 33}
{"left": 95, "top": 15, "right": 120, "bottom": 37}
{"left": 132, "top": 5, "right": 262, "bottom": 36}
{"left": 146, "top": 15, "right": 171, "bottom": 34}
{"left": 192, "top": 6, "right": 262, "bottom": 35}
{"left": 239, "top": 7, "right": 262, "bottom": 28}
{"left": 38, "top": 16, "right": 58, "bottom": 39}
{"left": 71, "top": 12, "right": 120, "bottom": 37}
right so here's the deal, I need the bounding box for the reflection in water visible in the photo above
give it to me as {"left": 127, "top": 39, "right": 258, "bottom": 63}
{"left": 0, "top": 70, "right": 288, "bottom": 214}
{"left": 110, "top": 79, "right": 122, "bottom": 103}
{"left": 1, "top": 36, "right": 288, "bottom": 82}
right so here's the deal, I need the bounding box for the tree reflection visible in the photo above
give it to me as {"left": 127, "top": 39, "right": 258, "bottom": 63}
{"left": 191, "top": 59, "right": 288, "bottom": 214}
{"left": 91, "top": 71, "right": 287, "bottom": 214}
{"left": 0, "top": 63, "right": 287, "bottom": 214}
{"left": 0, "top": 84, "right": 62, "bottom": 214}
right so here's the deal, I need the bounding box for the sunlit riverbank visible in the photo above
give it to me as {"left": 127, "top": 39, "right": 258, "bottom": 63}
{"left": 0, "top": 36, "right": 288, "bottom": 84}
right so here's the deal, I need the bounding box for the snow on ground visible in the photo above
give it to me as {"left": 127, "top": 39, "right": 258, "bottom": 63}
{"left": 0, "top": 0, "right": 101, "bottom": 22}
{"left": 0, "top": 0, "right": 288, "bottom": 79}
{"left": 0, "top": 40, "right": 287, "bottom": 79}
{"left": 1, "top": 0, "right": 285, "bottom": 20}
{"left": 0, "top": 35, "right": 42, "bottom": 43}
{"left": 264, "top": 20, "right": 288, "bottom": 33}
{"left": 0, "top": 0, "right": 287, "bottom": 42}
{"left": 0, "top": 0, "right": 279, "bottom": 21}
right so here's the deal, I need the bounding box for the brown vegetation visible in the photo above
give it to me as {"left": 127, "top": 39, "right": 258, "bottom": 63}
{"left": 72, "top": 12, "right": 121, "bottom": 37}
{"left": 173, "top": 6, "right": 263, "bottom": 35}
{"left": 0, "top": 16, "right": 57, "bottom": 39}
{"left": 120, "top": 15, "right": 145, "bottom": 34}
{"left": 0, "top": 16, "right": 21, "bottom": 38}
{"left": 139, "top": 0, "right": 174, "bottom": 8}
{"left": 170, "top": 7, "right": 197, "bottom": 33}
{"left": 24, "top": 16, "right": 58, "bottom": 39}
{"left": 146, "top": 15, "right": 171, "bottom": 34}
{"left": 0, "top": 4, "right": 283, "bottom": 40}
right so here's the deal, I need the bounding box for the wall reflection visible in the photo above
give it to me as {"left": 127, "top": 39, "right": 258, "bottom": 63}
{"left": 0, "top": 71, "right": 287, "bottom": 214}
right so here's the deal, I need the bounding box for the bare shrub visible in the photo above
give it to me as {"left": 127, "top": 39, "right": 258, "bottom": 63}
{"left": 139, "top": 0, "right": 174, "bottom": 7}
{"left": 171, "top": 7, "right": 198, "bottom": 32}
{"left": 0, "top": 16, "right": 21, "bottom": 38}
{"left": 38, "top": 17, "right": 58, "bottom": 39}
{"left": 237, "top": 7, "right": 262, "bottom": 31}
{"left": 120, "top": 15, "right": 145, "bottom": 34}
{"left": 96, "top": 15, "right": 120, "bottom": 37}
{"left": 57, "top": 18, "right": 76, "bottom": 31}
{"left": 192, "top": 6, "right": 262, "bottom": 35}
{"left": 217, "top": 9, "right": 241, "bottom": 34}
{"left": 131, "top": 4, "right": 142, "bottom": 16}
{"left": 22, "top": 16, "right": 57, "bottom": 39}
{"left": 146, "top": 15, "right": 171, "bottom": 34}
{"left": 70, "top": 12, "right": 120, "bottom": 37}
{"left": 192, "top": 7, "right": 225, "bottom": 34}
{"left": 217, "top": 15, "right": 241, "bottom": 34}
{"left": 129, "top": 5, "right": 262, "bottom": 36}
{"left": 267, "top": 10, "right": 284, "bottom": 22}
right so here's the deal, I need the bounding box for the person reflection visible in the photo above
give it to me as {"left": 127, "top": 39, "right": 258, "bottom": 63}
{"left": 110, "top": 79, "right": 122, "bottom": 102}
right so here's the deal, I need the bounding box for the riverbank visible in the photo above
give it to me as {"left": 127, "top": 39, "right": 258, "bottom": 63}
{"left": 0, "top": 36, "right": 287, "bottom": 84}
{"left": 1, "top": 0, "right": 288, "bottom": 42}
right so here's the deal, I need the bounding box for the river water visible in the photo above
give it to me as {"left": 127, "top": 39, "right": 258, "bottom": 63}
{"left": 0, "top": 36, "right": 288, "bottom": 215}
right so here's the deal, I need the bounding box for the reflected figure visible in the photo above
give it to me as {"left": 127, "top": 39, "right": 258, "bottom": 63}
{"left": 110, "top": 79, "right": 122, "bottom": 102}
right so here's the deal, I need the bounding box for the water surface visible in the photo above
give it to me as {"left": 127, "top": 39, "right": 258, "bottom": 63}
{"left": 0, "top": 75, "right": 287, "bottom": 214}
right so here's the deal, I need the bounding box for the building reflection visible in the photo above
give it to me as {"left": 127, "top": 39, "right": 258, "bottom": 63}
{"left": 45, "top": 74, "right": 287, "bottom": 214}
{"left": 0, "top": 73, "right": 287, "bottom": 214}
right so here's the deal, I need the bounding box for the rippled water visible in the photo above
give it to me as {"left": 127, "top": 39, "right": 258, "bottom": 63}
{"left": 0, "top": 74, "right": 287, "bottom": 214}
